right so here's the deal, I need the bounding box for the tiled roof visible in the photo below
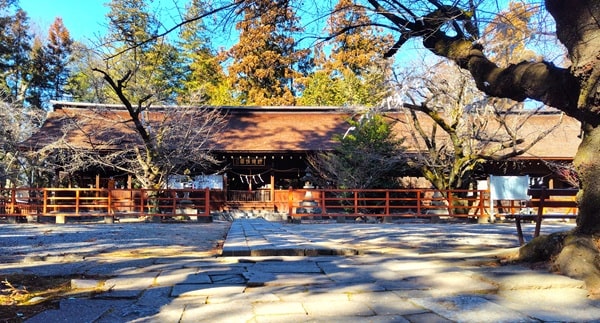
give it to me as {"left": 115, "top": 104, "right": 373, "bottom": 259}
{"left": 21, "top": 102, "right": 581, "bottom": 159}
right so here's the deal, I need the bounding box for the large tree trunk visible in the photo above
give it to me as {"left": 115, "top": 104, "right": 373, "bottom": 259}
{"left": 542, "top": 125, "right": 600, "bottom": 296}
{"left": 574, "top": 125, "right": 600, "bottom": 234}
{"left": 517, "top": 128, "right": 600, "bottom": 295}
{"left": 513, "top": 0, "right": 600, "bottom": 296}
{"left": 394, "top": 0, "right": 600, "bottom": 291}
{"left": 547, "top": 0, "right": 600, "bottom": 235}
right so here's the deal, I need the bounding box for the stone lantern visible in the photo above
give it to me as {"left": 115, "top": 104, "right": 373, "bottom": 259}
{"left": 295, "top": 167, "right": 322, "bottom": 221}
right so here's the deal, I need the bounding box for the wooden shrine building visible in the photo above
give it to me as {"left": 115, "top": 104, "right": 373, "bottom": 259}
{"left": 21, "top": 101, "right": 582, "bottom": 210}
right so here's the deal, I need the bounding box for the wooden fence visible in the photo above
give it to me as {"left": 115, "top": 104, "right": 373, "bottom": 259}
{"left": 0, "top": 187, "right": 577, "bottom": 223}
{"left": 0, "top": 188, "right": 211, "bottom": 223}
{"left": 287, "top": 188, "right": 488, "bottom": 219}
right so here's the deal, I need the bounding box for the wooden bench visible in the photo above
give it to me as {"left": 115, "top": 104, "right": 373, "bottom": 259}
{"left": 510, "top": 187, "right": 578, "bottom": 245}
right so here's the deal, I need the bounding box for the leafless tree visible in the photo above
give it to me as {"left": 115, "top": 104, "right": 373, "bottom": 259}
{"left": 379, "top": 60, "right": 562, "bottom": 214}
{"left": 37, "top": 71, "right": 227, "bottom": 190}
{"left": 0, "top": 93, "right": 45, "bottom": 188}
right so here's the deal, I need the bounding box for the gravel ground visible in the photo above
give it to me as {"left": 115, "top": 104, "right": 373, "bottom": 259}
{"left": 0, "top": 220, "right": 232, "bottom": 264}
{"left": 0, "top": 218, "right": 577, "bottom": 264}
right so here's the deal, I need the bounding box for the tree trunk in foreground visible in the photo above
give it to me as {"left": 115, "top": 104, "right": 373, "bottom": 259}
{"left": 542, "top": 125, "right": 600, "bottom": 296}
{"left": 574, "top": 126, "right": 600, "bottom": 235}
{"left": 375, "top": 0, "right": 600, "bottom": 292}
{"left": 511, "top": 0, "right": 600, "bottom": 295}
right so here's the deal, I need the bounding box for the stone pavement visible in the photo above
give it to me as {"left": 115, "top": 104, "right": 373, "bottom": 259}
{"left": 2, "top": 218, "right": 600, "bottom": 322}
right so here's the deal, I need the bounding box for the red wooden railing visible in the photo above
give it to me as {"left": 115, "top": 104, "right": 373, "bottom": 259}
{"left": 0, "top": 188, "right": 211, "bottom": 220}
{"left": 3, "top": 186, "right": 574, "bottom": 223}
{"left": 287, "top": 188, "right": 488, "bottom": 218}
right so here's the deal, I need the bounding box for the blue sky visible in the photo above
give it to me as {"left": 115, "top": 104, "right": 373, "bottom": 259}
{"left": 18, "top": 0, "right": 531, "bottom": 68}
{"left": 20, "top": 0, "right": 109, "bottom": 42}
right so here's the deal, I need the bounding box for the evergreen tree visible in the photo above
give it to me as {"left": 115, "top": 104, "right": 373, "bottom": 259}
{"left": 177, "top": 0, "right": 234, "bottom": 105}
{"left": 226, "top": 0, "right": 310, "bottom": 105}
{"left": 0, "top": 8, "right": 31, "bottom": 103}
{"left": 309, "top": 112, "right": 407, "bottom": 189}
{"left": 0, "top": 3, "right": 74, "bottom": 108}
{"left": 45, "top": 17, "right": 73, "bottom": 101}
{"left": 106, "top": 0, "right": 157, "bottom": 47}
{"left": 0, "top": 0, "right": 17, "bottom": 69}
{"left": 299, "top": 0, "right": 393, "bottom": 106}
{"left": 102, "top": 0, "right": 182, "bottom": 104}
{"left": 24, "top": 17, "right": 74, "bottom": 109}
{"left": 26, "top": 36, "right": 46, "bottom": 108}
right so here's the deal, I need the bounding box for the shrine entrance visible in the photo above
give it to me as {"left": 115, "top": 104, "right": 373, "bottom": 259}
{"left": 221, "top": 153, "right": 308, "bottom": 204}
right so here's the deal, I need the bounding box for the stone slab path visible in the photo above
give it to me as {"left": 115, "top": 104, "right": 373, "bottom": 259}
{"left": 1, "top": 218, "right": 599, "bottom": 322}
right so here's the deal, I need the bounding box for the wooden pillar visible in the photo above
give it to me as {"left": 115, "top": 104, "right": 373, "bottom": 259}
{"left": 288, "top": 187, "right": 293, "bottom": 218}
{"left": 270, "top": 173, "right": 275, "bottom": 202}
{"left": 223, "top": 174, "right": 228, "bottom": 203}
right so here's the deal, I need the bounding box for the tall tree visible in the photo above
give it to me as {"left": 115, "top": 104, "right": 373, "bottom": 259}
{"left": 0, "top": 3, "right": 74, "bottom": 108}
{"left": 316, "top": 0, "right": 600, "bottom": 293}
{"left": 25, "top": 18, "right": 75, "bottom": 109}
{"left": 225, "top": 0, "right": 310, "bottom": 105}
{"left": 177, "top": 0, "right": 234, "bottom": 105}
{"left": 0, "top": 8, "right": 31, "bottom": 103}
{"left": 44, "top": 17, "right": 73, "bottom": 100}
{"left": 299, "top": 0, "right": 393, "bottom": 106}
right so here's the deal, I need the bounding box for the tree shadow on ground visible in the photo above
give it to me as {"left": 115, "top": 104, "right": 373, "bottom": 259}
{"left": 1, "top": 221, "right": 595, "bottom": 322}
